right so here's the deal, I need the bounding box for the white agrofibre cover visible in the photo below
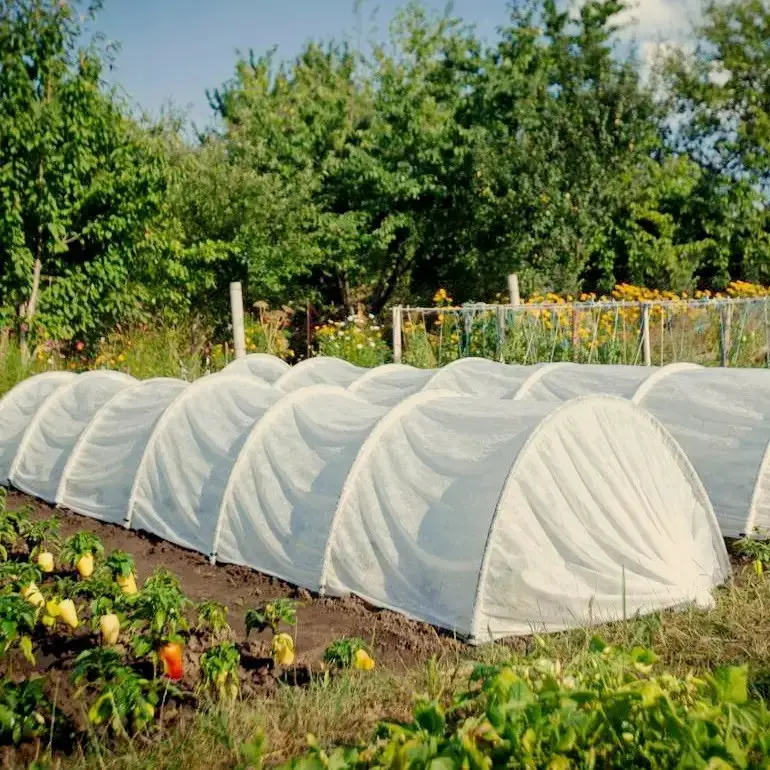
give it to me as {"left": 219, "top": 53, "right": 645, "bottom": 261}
{"left": 214, "top": 386, "right": 388, "bottom": 586}
{"left": 56, "top": 378, "right": 189, "bottom": 524}
{"left": 125, "top": 374, "right": 280, "bottom": 554}
{"left": 320, "top": 392, "right": 728, "bottom": 640}
{"left": 275, "top": 356, "right": 368, "bottom": 393}
{"left": 222, "top": 353, "right": 291, "bottom": 384}
{"left": 0, "top": 369, "right": 730, "bottom": 641}
{"left": 8, "top": 371, "right": 136, "bottom": 503}
{"left": 487, "top": 361, "right": 770, "bottom": 538}
{"left": 348, "top": 364, "right": 436, "bottom": 406}
{"left": 0, "top": 371, "right": 76, "bottom": 485}
{"left": 633, "top": 367, "right": 770, "bottom": 538}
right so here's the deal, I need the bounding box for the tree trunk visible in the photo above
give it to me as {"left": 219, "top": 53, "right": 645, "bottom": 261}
{"left": 0, "top": 327, "right": 9, "bottom": 362}
{"left": 20, "top": 255, "right": 42, "bottom": 364}
{"left": 338, "top": 269, "right": 351, "bottom": 312}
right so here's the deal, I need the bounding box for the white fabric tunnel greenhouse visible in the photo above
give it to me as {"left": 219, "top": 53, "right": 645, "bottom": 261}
{"left": 0, "top": 367, "right": 731, "bottom": 642}
{"left": 0, "top": 371, "right": 75, "bottom": 486}
{"left": 6, "top": 371, "right": 136, "bottom": 503}
{"left": 319, "top": 392, "right": 727, "bottom": 639}
{"left": 222, "top": 353, "right": 291, "bottom": 384}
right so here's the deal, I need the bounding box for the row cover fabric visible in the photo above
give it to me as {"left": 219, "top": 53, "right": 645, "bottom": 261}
{"left": 7, "top": 371, "right": 135, "bottom": 503}
{"left": 0, "top": 371, "right": 75, "bottom": 486}
{"left": 321, "top": 393, "right": 727, "bottom": 638}
{"left": 234, "top": 357, "right": 770, "bottom": 537}
{"left": 57, "top": 378, "right": 188, "bottom": 523}
{"left": 222, "top": 353, "right": 290, "bottom": 384}
{"left": 0, "top": 368, "right": 729, "bottom": 641}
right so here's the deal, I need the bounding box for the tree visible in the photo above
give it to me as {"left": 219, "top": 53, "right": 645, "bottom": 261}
{"left": 659, "top": 0, "right": 770, "bottom": 286}
{"left": 0, "top": 0, "right": 170, "bottom": 347}
{"left": 457, "top": 0, "right": 664, "bottom": 297}
{"left": 206, "top": 5, "right": 481, "bottom": 313}
{"left": 665, "top": 0, "right": 770, "bottom": 189}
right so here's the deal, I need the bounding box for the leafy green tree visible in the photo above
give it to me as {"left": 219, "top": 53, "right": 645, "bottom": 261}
{"left": 657, "top": 0, "right": 770, "bottom": 287}
{"left": 458, "top": 0, "right": 663, "bottom": 297}
{"left": 206, "top": 5, "right": 481, "bottom": 313}
{"left": 665, "top": 0, "right": 770, "bottom": 189}
{"left": 0, "top": 0, "right": 170, "bottom": 347}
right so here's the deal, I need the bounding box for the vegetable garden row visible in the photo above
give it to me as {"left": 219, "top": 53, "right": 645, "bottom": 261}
{"left": 4, "top": 354, "right": 770, "bottom": 765}
{"left": 0, "top": 489, "right": 374, "bottom": 750}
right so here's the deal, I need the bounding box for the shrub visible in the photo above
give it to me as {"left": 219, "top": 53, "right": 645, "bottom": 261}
{"left": 314, "top": 310, "right": 389, "bottom": 367}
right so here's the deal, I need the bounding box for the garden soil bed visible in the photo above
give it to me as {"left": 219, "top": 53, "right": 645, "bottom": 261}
{"left": 2, "top": 490, "right": 484, "bottom": 765}
{"left": 6, "top": 490, "right": 468, "bottom": 669}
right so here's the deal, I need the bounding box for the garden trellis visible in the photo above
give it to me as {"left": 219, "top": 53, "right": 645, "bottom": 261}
{"left": 391, "top": 296, "right": 770, "bottom": 369}
{"left": 0, "top": 360, "right": 733, "bottom": 642}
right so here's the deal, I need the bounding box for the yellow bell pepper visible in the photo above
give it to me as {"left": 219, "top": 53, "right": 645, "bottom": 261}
{"left": 352, "top": 649, "right": 375, "bottom": 671}
{"left": 116, "top": 572, "right": 137, "bottom": 595}
{"left": 76, "top": 553, "right": 94, "bottom": 578}
{"left": 21, "top": 582, "right": 45, "bottom": 608}
{"left": 58, "top": 599, "right": 79, "bottom": 630}
{"left": 271, "top": 633, "right": 295, "bottom": 667}
{"left": 37, "top": 552, "right": 54, "bottom": 573}
{"left": 99, "top": 613, "right": 120, "bottom": 645}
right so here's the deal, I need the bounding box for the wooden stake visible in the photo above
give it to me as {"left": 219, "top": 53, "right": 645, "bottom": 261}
{"left": 641, "top": 302, "right": 651, "bottom": 366}
{"left": 508, "top": 274, "right": 520, "bottom": 306}
{"left": 230, "top": 282, "right": 246, "bottom": 360}
{"left": 392, "top": 306, "right": 403, "bottom": 363}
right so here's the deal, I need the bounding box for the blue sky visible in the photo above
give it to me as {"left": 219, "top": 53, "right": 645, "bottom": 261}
{"left": 90, "top": 0, "right": 700, "bottom": 131}
{"left": 91, "top": 1, "right": 507, "bottom": 130}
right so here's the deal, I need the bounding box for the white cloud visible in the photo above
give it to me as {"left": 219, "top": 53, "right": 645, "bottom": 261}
{"left": 570, "top": 0, "right": 702, "bottom": 78}
{"left": 615, "top": 0, "right": 702, "bottom": 74}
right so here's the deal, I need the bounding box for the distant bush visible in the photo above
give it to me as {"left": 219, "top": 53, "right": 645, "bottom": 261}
{"left": 314, "top": 311, "right": 390, "bottom": 368}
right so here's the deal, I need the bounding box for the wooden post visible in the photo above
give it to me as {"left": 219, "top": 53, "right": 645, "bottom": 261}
{"left": 497, "top": 306, "right": 506, "bottom": 362}
{"left": 508, "top": 274, "right": 520, "bottom": 306}
{"left": 229, "top": 282, "right": 247, "bottom": 360}
{"left": 641, "top": 302, "right": 651, "bottom": 366}
{"left": 571, "top": 307, "right": 580, "bottom": 362}
{"left": 720, "top": 303, "right": 731, "bottom": 367}
{"left": 764, "top": 297, "right": 770, "bottom": 369}
{"left": 392, "top": 306, "right": 403, "bottom": 364}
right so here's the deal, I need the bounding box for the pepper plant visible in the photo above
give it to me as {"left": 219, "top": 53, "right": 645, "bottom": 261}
{"left": 0, "top": 678, "right": 52, "bottom": 746}
{"left": 323, "top": 637, "right": 370, "bottom": 669}
{"left": 127, "top": 568, "right": 190, "bottom": 675}
{"left": 0, "top": 595, "right": 38, "bottom": 666}
{"left": 199, "top": 642, "right": 241, "bottom": 701}
{"left": 245, "top": 598, "right": 297, "bottom": 637}
{"left": 196, "top": 599, "right": 231, "bottom": 640}
{"left": 72, "top": 648, "right": 174, "bottom": 735}
{"left": 20, "top": 516, "right": 60, "bottom": 560}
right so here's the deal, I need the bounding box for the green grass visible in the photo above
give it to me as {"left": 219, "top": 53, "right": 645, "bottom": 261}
{"left": 0, "top": 339, "right": 61, "bottom": 398}
{"left": 0, "top": 324, "right": 225, "bottom": 398}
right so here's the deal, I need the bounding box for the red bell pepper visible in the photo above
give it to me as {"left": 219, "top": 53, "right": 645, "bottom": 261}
{"left": 159, "top": 642, "right": 183, "bottom": 680}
